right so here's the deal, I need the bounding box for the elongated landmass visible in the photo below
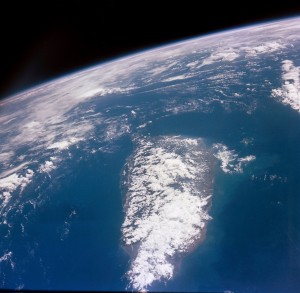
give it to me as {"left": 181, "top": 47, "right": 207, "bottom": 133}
{"left": 121, "top": 135, "right": 215, "bottom": 292}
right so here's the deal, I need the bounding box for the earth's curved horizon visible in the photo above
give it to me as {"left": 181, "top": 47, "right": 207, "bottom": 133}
{"left": 1, "top": 16, "right": 300, "bottom": 293}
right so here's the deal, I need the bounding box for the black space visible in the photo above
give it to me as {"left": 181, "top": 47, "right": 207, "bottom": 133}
{"left": 1, "top": 1, "right": 300, "bottom": 100}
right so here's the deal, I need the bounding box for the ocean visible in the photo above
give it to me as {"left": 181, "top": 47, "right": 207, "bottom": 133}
{"left": 144, "top": 100, "right": 300, "bottom": 293}
{"left": 3, "top": 86, "right": 300, "bottom": 293}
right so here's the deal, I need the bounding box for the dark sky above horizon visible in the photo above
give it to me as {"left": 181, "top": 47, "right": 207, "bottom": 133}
{"left": 1, "top": 1, "right": 300, "bottom": 100}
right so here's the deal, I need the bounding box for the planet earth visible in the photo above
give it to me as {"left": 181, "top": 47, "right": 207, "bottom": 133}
{"left": 1, "top": 17, "right": 300, "bottom": 293}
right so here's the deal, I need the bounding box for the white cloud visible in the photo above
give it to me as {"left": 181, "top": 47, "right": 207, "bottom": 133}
{"left": 213, "top": 144, "right": 255, "bottom": 174}
{"left": 272, "top": 60, "right": 300, "bottom": 112}
{"left": 251, "top": 172, "right": 287, "bottom": 183}
{"left": 130, "top": 110, "right": 137, "bottom": 117}
{"left": 0, "top": 251, "right": 15, "bottom": 270}
{"left": 122, "top": 136, "right": 214, "bottom": 291}
{"left": 79, "top": 86, "right": 132, "bottom": 99}
{"left": 59, "top": 209, "right": 77, "bottom": 241}
{"left": 0, "top": 169, "right": 34, "bottom": 213}
{"left": 47, "top": 137, "right": 81, "bottom": 150}
{"left": 137, "top": 121, "right": 152, "bottom": 129}
{"left": 38, "top": 160, "right": 56, "bottom": 173}
{"left": 186, "top": 61, "right": 199, "bottom": 68}
{"left": 148, "top": 65, "right": 169, "bottom": 76}
{"left": 200, "top": 41, "right": 283, "bottom": 68}
{"left": 201, "top": 51, "right": 239, "bottom": 66}
{"left": 242, "top": 41, "right": 284, "bottom": 56}
{"left": 0, "top": 170, "right": 34, "bottom": 192}
{"left": 163, "top": 75, "right": 187, "bottom": 82}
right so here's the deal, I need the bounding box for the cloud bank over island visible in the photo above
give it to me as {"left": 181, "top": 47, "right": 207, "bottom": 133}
{"left": 121, "top": 136, "right": 215, "bottom": 291}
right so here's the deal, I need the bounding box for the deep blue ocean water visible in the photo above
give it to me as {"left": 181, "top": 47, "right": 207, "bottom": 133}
{"left": 146, "top": 102, "right": 300, "bottom": 293}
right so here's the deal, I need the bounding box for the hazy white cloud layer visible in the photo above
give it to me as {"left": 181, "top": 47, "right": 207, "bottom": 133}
{"left": 122, "top": 136, "right": 214, "bottom": 291}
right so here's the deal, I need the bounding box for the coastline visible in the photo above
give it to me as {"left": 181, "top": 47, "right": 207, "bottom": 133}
{"left": 171, "top": 212, "right": 210, "bottom": 279}
{"left": 121, "top": 196, "right": 212, "bottom": 285}
{"left": 120, "top": 135, "right": 216, "bottom": 291}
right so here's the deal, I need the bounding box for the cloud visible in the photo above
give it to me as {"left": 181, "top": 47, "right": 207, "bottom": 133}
{"left": 272, "top": 60, "right": 300, "bottom": 112}
{"left": 242, "top": 41, "right": 284, "bottom": 56}
{"left": 122, "top": 136, "right": 214, "bottom": 291}
{"left": 163, "top": 74, "right": 187, "bottom": 82}
{"left": 213, "top": 143, "right": 255, "bottom": 174}
{"left": 47, "top": 137, "right": 81, "bottom": 151}
{"left": 201, "top": 51, "right": 239, "bottom": 66}
{"left": 38, "top": 160, "right": 56, "bottom": 173}
{"left": 0, "top": 169, "right": 34, "bottom": 214}
{"left": 0, "top": 251, "right": 14, "bottom": 270}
